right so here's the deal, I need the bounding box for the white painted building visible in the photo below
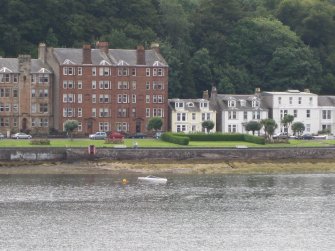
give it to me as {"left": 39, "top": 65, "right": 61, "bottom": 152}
{"left": 168, "top": 98, "right": 216, "bottom": 133}
{"left": 318, "top": 96, "right": 335, "bottom": 134}
{"left": 262, "top": 89, "right": 320, "bottom": 135}
{"left": 211, "top": 88, "right": 268, "bottom": 134}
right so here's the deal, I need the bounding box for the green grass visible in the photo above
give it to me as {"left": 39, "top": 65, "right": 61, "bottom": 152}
{"left": 0, "top": 138, "right": 335, "bottom": 148}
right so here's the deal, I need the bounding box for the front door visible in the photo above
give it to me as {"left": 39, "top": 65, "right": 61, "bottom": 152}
{"left": 136, "top": 120, "right": 141, "bottom": 133}
{"left": 22, "top": 118, "right": 27, "bottom": 131}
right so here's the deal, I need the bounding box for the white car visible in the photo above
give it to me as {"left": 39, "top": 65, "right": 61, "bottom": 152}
{"left": 89, "top": 132, "right": 107, "bottom": 140}
{"left": 0, "top": 133, "right": 5, "bottom": 139}
{"left": 11, "top": 133, "right": 32, "bottom": 139}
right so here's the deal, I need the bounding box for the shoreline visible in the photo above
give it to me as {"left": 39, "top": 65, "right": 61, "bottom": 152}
{"left": 1, "top": 159, "right": 335, "bottom": 175}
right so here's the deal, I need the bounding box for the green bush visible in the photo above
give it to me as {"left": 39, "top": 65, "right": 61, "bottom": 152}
{"left": 243, "top": 134, "right": 265, "bottom": 144}
{"left": 161, "top": 132, "right": 189, "bottom": 145}
{"left": 29, "top": 139, "right": 51, "bottom": 145}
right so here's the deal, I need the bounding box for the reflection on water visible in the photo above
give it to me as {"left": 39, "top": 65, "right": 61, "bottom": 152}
{"left": 0, "top": 173, "right": 334, "bottom": 250}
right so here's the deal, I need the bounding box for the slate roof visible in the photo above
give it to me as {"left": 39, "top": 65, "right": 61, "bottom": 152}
{"left": 53, "top": 48, "right": 168, "bottom": 66}
{"left": 0, "top": 58, "right": 51, "bottom": 73}
{"left": 318, "top": 96, "right": 335, "bottom": 107}
{"left": 168, "top": 98, "right": 216, "bottom": 112}
{"left": 215, "top": 94, "right": 267, "bottom": 111}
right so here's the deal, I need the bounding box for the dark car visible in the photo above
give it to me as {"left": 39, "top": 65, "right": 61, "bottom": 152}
{"left": 131, "top": 133, "right": 146, "bottom": 139}
{"left": 273, "top": 133, "right": 288, "bottom": 139}
{"left": 302, "top": 134, "right": 314, "bottom": 140}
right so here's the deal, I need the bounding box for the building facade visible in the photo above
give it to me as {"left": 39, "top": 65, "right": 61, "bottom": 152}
{"left": 40, "top": 42, "right": 168, "bottom": 135}
{"left": 0, "top": 55, "right": 53, "bottom": 136}
{"left": 168, "top": 97, "right": 216, "bottom": 133}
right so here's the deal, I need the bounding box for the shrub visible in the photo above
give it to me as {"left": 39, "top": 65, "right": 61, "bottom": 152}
{"left": 243, "top": 134, "right": 265, "bottom": 144}
{"left": 161, "top": 132, "right": 189, "bottom": 145}
{"left": 29, "top": 139, "right": 50, "bottom": 145}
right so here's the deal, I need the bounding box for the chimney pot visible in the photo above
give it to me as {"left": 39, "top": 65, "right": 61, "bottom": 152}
{"left": 96, "top": 41, "right": 109, "bottom": 54}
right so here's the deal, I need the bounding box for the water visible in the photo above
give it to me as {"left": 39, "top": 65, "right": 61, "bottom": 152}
{"left": 0, "top": 173, "right": 334, "bottom": 250}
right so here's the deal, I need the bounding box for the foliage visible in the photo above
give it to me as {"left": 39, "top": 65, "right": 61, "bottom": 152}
{"left": 185, "top": 132, "right": 265, "bottom": 144}
{"left": 147, "top": 117, "right": 163, "bottom": 131}
{"left": 0, "top": 0, "right": 335, "bottom": 96}
{"left": 201, "top": 120, "right": 215, "bottom": 133}
{"left": 245, "top": 121, "right": 262, "bottom": 135}
{"left": 281, "top": 114, "right": 294, "bottom": 132}
{"left": 261, "top": 118, "right": 278, "bottom": 140}
{"left": 30, "top": 139, "right": 50, "bottom": 145}
{"left": 161, "top": 132, "right": 190, "bottom": 145}
{"left": 64, "top": 120, "right": 79, "bottom": 140}
{"left": 291, "top": 122, "right": 305, "bottom": 137}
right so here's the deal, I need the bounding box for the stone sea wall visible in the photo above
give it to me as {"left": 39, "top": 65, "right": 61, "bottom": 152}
{"left": 1, "top": 147, "right": 335, "bottom": 161}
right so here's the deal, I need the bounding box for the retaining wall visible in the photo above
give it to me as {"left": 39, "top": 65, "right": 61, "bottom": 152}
{"left": 1, "top": 147, "right": 335, "bottom": 162}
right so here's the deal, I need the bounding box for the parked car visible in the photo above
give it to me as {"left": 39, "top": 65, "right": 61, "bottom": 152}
{"left": 0, "top": 133, "right": 5, "bottom": 139}
{"left": 11, "top": 133, "right": 32, "bottom": 139}
{"left": 130, "top": 133, "right": 146, "bottom": 139}
{"left": 273, "top": 133, "right": 289, "bottom": 139}
{"left": 301, "top": 134, "right": 314, "bottom": 140}
{"left": 89, "top": 132, "right": 107, "bottom": 140}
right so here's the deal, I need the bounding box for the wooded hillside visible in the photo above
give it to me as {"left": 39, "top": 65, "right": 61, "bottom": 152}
{"left": 1, "top": 0, "right": 335, "bottom": 97}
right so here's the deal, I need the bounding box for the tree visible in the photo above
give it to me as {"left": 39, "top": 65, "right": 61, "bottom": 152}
{"left": 291, "top": 121, "right": 305, "bottom": 138}
{"left": 245, "top": 121, "right": 262, "bottom": 135}
{"left": 202, "top": 120, "right": 215, "bottom": 133}
{"left": 281, "top": 114, "right": 294, "bottom": 133}
{"left": 147, "top": 117, "right": 163, "bottom": 131}
{"left": 261, "top": 118, "right": 278, "bottom": 140}
{"left": 64, "top": 120, "right": 79, "bottom": 140}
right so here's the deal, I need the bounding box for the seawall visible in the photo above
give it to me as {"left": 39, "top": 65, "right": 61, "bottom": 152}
{"left": 1, "top": 147, "right": 335, "bottom": 161}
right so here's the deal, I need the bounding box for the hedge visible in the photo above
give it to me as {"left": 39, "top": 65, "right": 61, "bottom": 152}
{"left": 161, "top": 132, "right": 189, "bottom": 145}
{"left": 29, "top": 139, "right": 51, "bottom": 145}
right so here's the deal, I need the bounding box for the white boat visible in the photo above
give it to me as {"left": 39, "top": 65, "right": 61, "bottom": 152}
{"left": 137, "top": 175, "right": 167, "bottom": 184}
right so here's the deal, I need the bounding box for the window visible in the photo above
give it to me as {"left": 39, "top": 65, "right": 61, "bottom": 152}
{"left": 40, "top": 118, "right": 48, "bottom": 127}
{"left": 92, "top": 108, "right": 96, "bottom": 117}
{"left": 228, "top": 111, "right": 237, "bottom": 120}
{"left": 200, "top": 102, "right": 208, "bottom": 109}
{"left": 146, "top": 81, "right": 150, "bottom": 90}
{"left": 117, "top": 108, "right": 128, "bottom": 118}
{"left": 132, "top": 81, "right": 136, "bottom": 90}
{"left": 77, "top": 81, "right": 82, "bottom": 89}
{"left": 146, "top": 68, "right": 150, "bottom": 76}
{"left": 78, "top": 122, "right": 82, "bottom": 132}
{"left": 13, "top": 89, "right": 18, "bottom": 97}
{"left": 176, "top": 102, "right": 184, "bottom": 108}
{"left": 122, "top": 94, "right": 128, "bottom": 103}
{"left": 92, "top": 81, "right": 96, "bottom": 89}
{"left": 63, "top": 67, "right": 74, "bottom": 75}
{"left": 99, "top": 108, "right": 109, "bottom": 117}
{"left": 153, "top": 82, "right": 164, "bottom": 90}
{"left": 177, "top": 125, "right": 187, "bottom": 132}
{"left": 278, "top": 97, "right": 281, "bottom": 105}
{"left": 68, "top": 81, "right": 74, "bottom": 89}
{"left": 280, "top": 110, "right": 288, "bottom": 118}
{"left": 153, "top": 68, "right": 157, "bottom": 76}
{"left": 298, "top": 97, "right": 302, "bottom": 104}
{"left": 153, "top": 108, "right": 163, "bottom": 117}
{"left": 38, "top": 74, "right": 49, "bottom": 84}
{"left": 118, "top": 67, "right": 129, "bottom": 76}
{"left": 31, "top": 75, "right": 36, "bottom": 83}
{"left": 13, "top": 104, "right": 18, "bottom": 112}
{"left": 309, "top": 97, "right": 313, "bottom": 105}
{"left": 92, "top": 67, "right": 96, "bottom": 76}
{"left": 78, "top": 94, "right": 82, "bottom": 103}
{"left": 39, "top": 103, "right": 48, "bottom": 113}
{"left": 13, "top": 74, "right": 18, "bottom": 83}
{"left": 306, "top": 124, "right": 310, "bottom": 132}
{"left": 13, "top": 118, "right": 17, "bottom": 127}
{"left": 131, "top": 68, "right": 136, "bottom": 76}
{"left": 202, "top": 113, "right": 210, "bottom": 121}
{"left": 243, "top": 111, "right": 248, "bottom": 120}
{"left": 158, "top": 68, "right": 164, "bottom": 76}
{"left": 63, "top": 81, "right": 68, "bottom": 89}
{"left": 31, "top": 104, "right": 37, "bottom": 113}
{"left": 289, "top": 97, "right": 293, "bottom": 105}
{"left": 0, "top": 74, "right": 10, "bottom": 83}
{"left": 322, "top": 110, "right": 331, "bottom": 120}
{"left": 78, "top": 108, "right": 82, "bottom": 117}
{"left": 192, "top": 113, "right": 196, "bottom": 120}
{"left": 306, "top": 110, "right": 311, "bottom": 118}
{"left": 132, "top": 94, "right": 136, "bottom": 103}
{"left": 177, "top": 113, "right": 186, "bottom": 121}
{"left": 146, "top": 95, "right": 150, "bottom": 103}
{"left": 294, "top": 110, "right": 298, "bottom": 118}
{"left": 118, "top": 81, "right": 129, "bottom": 89}
{"left": 0, "top": 88, "right": 10, "bottom": 97}
{"left": 228, "top": 124, "right": 237, "bottom": 133}
{"left": 132, "top": 108, "right": 136, "bottom": 117}
{"left": 63, "top": 108, "right": 73, "bottom": 117}
{"left": 252, "top": 100, "right": 260, "bottom": 108}
{"left": 146, "top": 108, "right": 150, "bottom": 117}
{"left": 78, "top": 67, "right": 82, "bottom": 75}
{"left": 92, "top": 94, "right": 96, "bottom": 103}
{"left": 0, "top": 118, "right": 9, "bottom": 127}
{"left": 99, "top": 122, "right": 109, "bottom": 131}
{"left": 252, "top": 111, "right": 260, "bottom": 120}
{"left": 228, "top": 100, "right": 236, "bottom": 107}
{"left": 31, "top": 89, "right": 36, "bottom": 97}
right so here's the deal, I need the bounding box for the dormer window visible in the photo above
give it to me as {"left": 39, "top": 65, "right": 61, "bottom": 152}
{"left": 200, "top": 102, "right": 208, "bottom": 109}
{"left": 240, "top": 100, "right": 246, "bottom": 107}
{"left": 252, "top": 99, "right": 260, "bottom": 108}
{"left": 228, "top": 100, "right": 236, "bottom": 107}
{"left": 187, "top": 102, "right": 194, "bottom": 107}
{"left": 176, "top": 102, "right": 184, "bottom": 108}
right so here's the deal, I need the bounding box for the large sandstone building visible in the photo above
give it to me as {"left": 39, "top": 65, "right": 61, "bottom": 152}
{"left": 0, "top": 42, "right": 169, "bottom": 136}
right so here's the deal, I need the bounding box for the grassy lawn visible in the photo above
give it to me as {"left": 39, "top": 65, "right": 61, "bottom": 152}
{"left": 0, "top": 138, "right": 335, "bottom": 148}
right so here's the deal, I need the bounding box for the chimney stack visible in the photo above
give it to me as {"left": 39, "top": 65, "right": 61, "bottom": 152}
{"left": 210, "top": 86, "right": 217, "bottom": 99}
{"left": 150, "top": 42, "right": 160, "bottom": 53}
{"left": 96, "top": 41, "right": 109, "bottom": 54}
{"left": 136, "top": 45, "right": 146, "bottom": 65}
{"left": 82, "top": 44, "right": 92, "bottom": 64}
{"left": 38, "top": 43, "right": 46, "bottom": 63}
{"left": 304, "top": 89, "right": 310, "bottom": 93}
{"left": 203, "top": 90, "right": 209, "bottom": 100}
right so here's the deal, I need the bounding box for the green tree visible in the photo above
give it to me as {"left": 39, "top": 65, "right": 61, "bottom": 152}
{"left": 245, "top": 121, "right": 262, "bottom": 135}
{"left": 147, "top": 117, "right": 163, "bottom": 131}
{"left": 261, "top": 118, "right": 278, "bottom": 141}
{"left": 64, "top": 120, "right": 79, "bottom": 140}
{"left": 281, "top": 114, "right": 294, "bottom": 133}
{"left": 202, "top": 120, "right": 215, "bottom": 133}
{"left": 291, "top": 121, "right": 305, "bottom": 137}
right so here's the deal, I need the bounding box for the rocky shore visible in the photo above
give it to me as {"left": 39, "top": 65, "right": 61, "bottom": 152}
{"left": 1, "top": 159, "right": 335, "bottom": 175}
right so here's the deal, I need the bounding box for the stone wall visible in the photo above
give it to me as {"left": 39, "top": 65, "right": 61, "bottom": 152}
{"left": 1, "top": 147, "right": 335, "bottom": 162}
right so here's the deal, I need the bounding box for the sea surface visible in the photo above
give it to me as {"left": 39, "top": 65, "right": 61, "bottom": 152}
{"left": 0, "top": 172, "right": 334, "bottom": 250}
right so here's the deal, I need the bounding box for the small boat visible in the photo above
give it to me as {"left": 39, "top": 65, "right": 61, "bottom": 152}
{"left": 137, "top": 175, "right": 167, "bottom": 184}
